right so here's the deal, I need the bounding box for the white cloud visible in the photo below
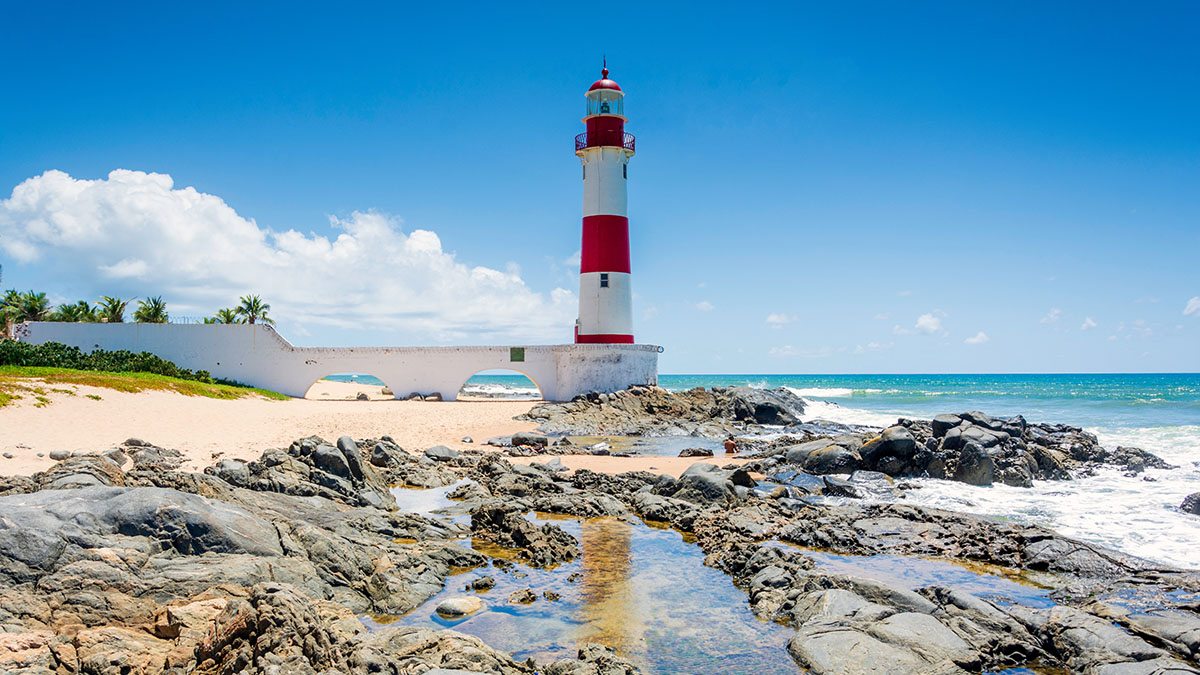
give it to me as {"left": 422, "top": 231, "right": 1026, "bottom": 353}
{"left": 1185, "top": 297, "right": 1200, "bottom": 316}
{"left": 915, "top": 313, "right": 943, "bottom": 335}
{"left": 1040, "top": 308, "right": 1063, "bottom": 324}
{"left": 562, "top": 250, "right": 581, "bottom": 270}
{"left": 765, "top": 313, "right": 795, "bottom": 328}
{"left": 963, "top": 331, "right": 990, "bottom": 345}
{"left": 853, "top": 341, "right": 892, "bottom": 354}
{"left": 769, "top": 345, "right": 836, "bottom": 358}
{"left": 892, "top": 324, "right": 913, "bottom": 336}
{"left": 0, "top": 170, "right": 576, "bottom": 342}
{"left": 1080, "top": 317, "right": 1098, "bottom": 331}
{"left": 873, "top": 312, "right": 890, "bottom": 321}
{"left": 694, "top": 300, "right": 714, "bottom": 312}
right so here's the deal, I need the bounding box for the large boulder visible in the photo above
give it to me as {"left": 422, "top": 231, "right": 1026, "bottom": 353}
{"left": 953, "top": 442, "right": 994, "bottom": 486}
{"left": 1181, "top": 493, "right": 1200, "bottom": 516}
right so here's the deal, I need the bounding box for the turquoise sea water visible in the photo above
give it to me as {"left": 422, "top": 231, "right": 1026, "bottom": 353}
{"left": 327, "top": 371, "right": 1199, "bottom": 430}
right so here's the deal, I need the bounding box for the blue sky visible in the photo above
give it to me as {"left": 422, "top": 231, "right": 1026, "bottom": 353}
{"left": 1, "top": 2, "right": 1197, "bottom": 373}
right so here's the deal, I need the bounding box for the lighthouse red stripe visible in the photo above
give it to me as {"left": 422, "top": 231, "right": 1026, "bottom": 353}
{"left": 580, "top": 215, "right": 631, "bottom": 273}
{"left": 575, "top": 333, "right": 635, "bottom": 344}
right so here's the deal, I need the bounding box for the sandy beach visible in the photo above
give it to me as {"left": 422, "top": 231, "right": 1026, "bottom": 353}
{"left": 0, "top": 379, "right": 745, "bottom": 477}
{"left": 0, "top": 380, "right": 538, "bottom": 475}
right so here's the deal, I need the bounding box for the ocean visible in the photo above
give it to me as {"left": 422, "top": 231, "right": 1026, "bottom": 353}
{"left": 326, "top": 372, "right": 1200, "bottom": 569}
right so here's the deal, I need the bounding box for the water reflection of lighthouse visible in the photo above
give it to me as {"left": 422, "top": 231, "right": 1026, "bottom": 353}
{"left": 577, "top": 517, "right": 640, "bottom": 653}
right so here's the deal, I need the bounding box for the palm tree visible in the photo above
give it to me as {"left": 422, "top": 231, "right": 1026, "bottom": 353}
{"left": 235, "top": 294, "right": 274, "bottom": 326}
{"left": 1, "top": 290, "right": 20, "bottom": 338}
{"left": 16, "top": 291, "right": 50, "bottom": 322}
{"left": 133, "top": 296, "right": 169, "bottom": 323}
{"left": 96, "top": 296, "right": 129, "bottom": 323}
{"left": 51, "top": 300, "right": 97, "bottom": 322}
{"left": 209, "top": 307, "right": 243, "bottom": 324}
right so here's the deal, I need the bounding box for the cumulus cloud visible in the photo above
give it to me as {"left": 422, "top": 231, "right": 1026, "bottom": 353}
{"left": 1080, "top": 317, "right": 1098, "bottom": 331}
{"left": 695, "top": 300, "right": 714, "bottom": 312}
{"left": 964, "top": 331, "right": 990, "bottom": 345}
{"left": 1185, "top": 297, "right": 1200, "bottom": 316}
{"left": 1040, "top": 308, "right": 1063, "bottom": 324}
{"left": 0, "top": 170, "right": 576, "bottom": 343}
{"left": 915, "top": 313, "right": 943, "bottom": 335}
{"left": 765, "top": 313, "right": 795, "bottom": 328}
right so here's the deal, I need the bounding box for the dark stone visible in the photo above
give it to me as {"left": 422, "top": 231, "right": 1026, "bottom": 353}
{"left": 953, "top": 442, "right": 994, "bottom": 486}
{"left": 1181, "top": 492, "right": 1200, "bottom": 516}
{"left": 511, "top": 432, "right": 549, "bottom": 448}
{"left": 931, "top": 414, "right": 962, "bottom": 438}
{"left": 859, "top": 426, "right": 917, "bottom": 466}
{"left": 678, "top": 447, "right": 714, "bottom": 457}
{"left": 821, "top": 476, "right": 861, "bottom": 498}
{"left": 424, "top": 446, "right": 460, "bottom": 462}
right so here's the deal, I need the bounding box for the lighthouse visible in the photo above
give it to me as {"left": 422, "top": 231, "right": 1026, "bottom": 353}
{"left": 574, "top": 61, "right": 635, "bottom": 344}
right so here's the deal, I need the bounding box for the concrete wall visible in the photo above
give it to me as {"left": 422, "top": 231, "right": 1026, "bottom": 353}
{"left": 15, "top": 322, "right": 659, "bottom": 401}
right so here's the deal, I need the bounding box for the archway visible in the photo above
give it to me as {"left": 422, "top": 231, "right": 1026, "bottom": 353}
{"left": 456, "top": 369, "right": 544, "bottom": 401}
{"left": 303, "top": 372, "right": 395, "bottom": 401}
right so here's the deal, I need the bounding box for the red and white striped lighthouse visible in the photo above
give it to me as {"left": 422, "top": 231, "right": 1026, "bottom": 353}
{"left": 574, "top": 61, "right": 636, "bottom": 344}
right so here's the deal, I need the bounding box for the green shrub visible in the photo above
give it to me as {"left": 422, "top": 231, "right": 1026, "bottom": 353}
{"left": 0, "top": 341, "right": 216, "bottom": 384}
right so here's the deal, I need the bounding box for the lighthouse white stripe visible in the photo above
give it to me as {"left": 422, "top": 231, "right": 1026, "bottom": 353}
{"left": 581, "top": 147, "right": 628, "bottom": 218}
{"left": 577, "top": 271, "right": 633, "bottom": 336}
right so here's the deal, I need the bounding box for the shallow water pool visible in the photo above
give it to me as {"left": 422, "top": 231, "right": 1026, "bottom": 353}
{"left": 369, "top": 514, "right": 799, "bottom": 674}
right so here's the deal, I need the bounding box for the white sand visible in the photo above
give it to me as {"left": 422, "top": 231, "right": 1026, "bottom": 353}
{"left": 0, "top": 378, "right": 745, "bottom": 479}
{"left": 0, "top": 380, "right": 538, "bottom": 475}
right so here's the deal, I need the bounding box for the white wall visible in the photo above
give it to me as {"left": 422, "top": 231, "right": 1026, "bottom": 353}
{"left": 16, "top": 322, "right": 658, "bottom": 401}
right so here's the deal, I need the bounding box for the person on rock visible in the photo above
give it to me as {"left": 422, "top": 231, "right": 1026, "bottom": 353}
{"left": 723, "top": 437, "right": 737, "bottom": 454}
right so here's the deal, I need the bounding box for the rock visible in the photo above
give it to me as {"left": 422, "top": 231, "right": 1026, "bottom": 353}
{"left": 381, "top": 387, "right": 393, "bottom": 396}
{"left": 1181, "top": 492, "right": 1200, "bottom": 516}
{"left": 356, "top": 392, "right": 369, "bottom": 401}
{"left": 673, "top": 463, "right": 735, "bottom": 503}
{"left": 788, "top": 441, "right": 862, "bottom": 474}
{"left": 521, "top": 386, "right": 803, "bottom": 438}
{"left": 425, "top": 446, "right": 461, "bottom": 462}
{"left": 821, "top": 476, "right": 861, "bottom": 498}
{"left": 858, "top": 426, "right": 917, "bottom": 466}
{"left": 678, "top": 447, "right": 713, "bottom": 457}
{"left": 424, "top": 392, "right": 444, "bottom": 402}
{"left": 511, "top": 431, "right": 549, "bottom": 448}
{"left": 2, "top": 452, "right": 12, "bottom": 459}
{"left": 931, "top": 414, "right": 962, "bottom": 438}
{"left": 48, "top": 449, "right": 72, "bottom": 461}
{"left": 470, "top": 576, "right": 496, "bottom": 591}
{"left": 544, "top": 643, "right": 641, "bottom": 674}
{"left": 508, "top": 588, "right": 537, "bottom": 604}
{"left": 461, "top": 436, "right": 474, "bottom": 444}
{"left": 435, "top": 596, "right": 484, "bottom": 617}
{"left": 471, "top": 503, "right": 579, "bottom": 567}
{"left": 953, "top": 441, "right": 994, "bottom": 486}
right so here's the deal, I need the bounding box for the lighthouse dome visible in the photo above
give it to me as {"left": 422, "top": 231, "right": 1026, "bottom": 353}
{"left": 588, "top": 64, "right": 622, "bottom": 92}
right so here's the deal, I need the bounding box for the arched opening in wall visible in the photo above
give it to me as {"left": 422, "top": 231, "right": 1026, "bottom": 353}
{"left": 304, "top": 372, "right": 395, "bottom": 401}
{"left": 457, "top": 369, "right": 543, "bottom": 401}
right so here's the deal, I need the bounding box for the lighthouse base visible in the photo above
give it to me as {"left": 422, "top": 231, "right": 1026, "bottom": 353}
{"left": 16, "top": 322, "right": 660, "bottom": 402}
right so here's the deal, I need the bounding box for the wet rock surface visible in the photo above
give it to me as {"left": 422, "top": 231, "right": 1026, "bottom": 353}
{"left": 744, "top": 410, "right": 1175, "bottom": 488}
{"left": 521, "top": 385, "right": 806, "bottom": 437}
{"left": 1, "top": 418, "right": 1197, "bottom": 674}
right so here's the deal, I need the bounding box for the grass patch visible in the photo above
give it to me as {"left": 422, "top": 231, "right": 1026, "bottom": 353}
{"left": 0, "top": 366, "right": 289, "bottom": 407}
{"left": 85, "top": 393, "right": 103, "bottom": 401}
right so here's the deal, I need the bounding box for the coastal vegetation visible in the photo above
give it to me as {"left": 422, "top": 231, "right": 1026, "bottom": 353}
{"left": 0, "top": 341, "right": 287, "bottom": 406}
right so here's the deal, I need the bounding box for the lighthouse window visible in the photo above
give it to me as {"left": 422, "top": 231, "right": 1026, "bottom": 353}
{"left": 600, "top": 273, "right": 609, "bottom": 288}
{"left": 623, "top": 164, "right": 627, "bottom": 179}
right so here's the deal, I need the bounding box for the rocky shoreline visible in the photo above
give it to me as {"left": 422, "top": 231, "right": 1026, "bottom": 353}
{"left": 1, "top": 387, "right": 1198, "bottom": 673}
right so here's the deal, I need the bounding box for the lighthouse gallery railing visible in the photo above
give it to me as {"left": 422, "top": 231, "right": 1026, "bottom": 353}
{"left": 575, "top": 132, "right": 636, "bottom": 153}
